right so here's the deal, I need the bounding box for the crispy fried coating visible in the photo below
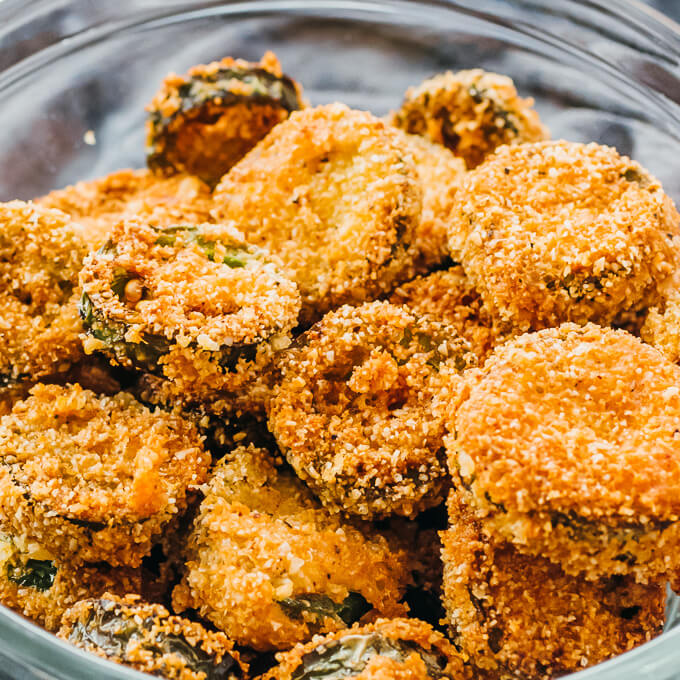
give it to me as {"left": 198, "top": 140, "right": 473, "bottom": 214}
{"left": 147, "top": 51, "right": 305, "bottom": 186}
{"left": 0, "top": 201, "right": 86, "bottom": 386}
{"left": 441, "top": 492, "right": 665, "bottom": 679}
{"left": 391, "top": 130, "right": 466, "bottom": 271}
{"left": 641, "top": 277, "right": 680, "bottom": 362}
{"left": 0, "top": 383, "right": 210, "bottom": 567}
{"left": 263, "top": 618, "right": 466, "bottom": 680}
{"left": 212, "top": 104, "right": 422, "bottom": 325}
{"left": 131, "top": 371, "right": 277, "bottom": 454}
{"left": 172, "top": 445, "right": 409, "bottom": 651}
{"left": 0, "top": 355, "right": 123, "bottom": 418}
{"left": 389, "top": 266, "right": 502, "bottom": 363}
{"left": 268, "top": 301, "right": 475, "bottom": 519}
{"left": 0, "top": 383, "right": 33, "bottom": 418}
{"left": 642, "top": 302, "right": 680, "bottom": 362}
{"left": 390, "top": 69, "right": 547, "bottom": 170}
{"left": 79, "top": 219, "right": 300, "bottom": 409}
{"left": 448, "top": 323, "right": 680, "bottom": 582}
{"left": 0, "top": 533, "right": 142, "bottom": 632}
{"left": 131, "top": 359, "right": 277, "bottom": 422}
{"left": 450, "top": 141, "right": 680, "bottom": 332}
{"left": 59, "top": 593, "right": 242, "bottom": 680}
{"left": 38, "top": 169, "right": 213, "bottom": 249}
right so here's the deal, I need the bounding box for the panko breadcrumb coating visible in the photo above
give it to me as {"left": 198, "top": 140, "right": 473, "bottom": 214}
{"left": 0, "top": 355, "right": 123, "bottom": 418}
{"left": 391, "top": 130, "right": 466, "bottom": 271}
{"left": 212, "top": 103, "right": 422, "bottom": 325}
{"left": 268, "top": 301, "right": 475, "bottom": 519}
{"left": 641, "top": 280, "right": 680, "bottom": 362}
{"left": 448, "top": 323, "right": 680, "bottom": 582}
{"left": 0, "top": 383, "right": 210, "bottom": 567}
{"left": 79, "top": 219, "right": 300, "bottom": 409}
{"left": 131, "top": 371, "right": 277, "bottom": 454}
{"left": 389, "top": 266, "right": 502, "bottom": 363}
{"left": 173, "top": 445, "right": 409, "bottom": 651}
{"left": 263, "top": 618, "right": 466, "bottom": 680}
{"left": 450, "top": 140, "right": 680, "bottom": 332}
{"left": 0, "top": 201, "right": 86, "bottom": 386}
{"left": 59, "top": 593, "right": 243, "bottom": 680}
{"left": 147, "top": 51, "right": 305, "bottom": 186}
{"left": 0, "top": 533, "right": 143, "bottom": 632}
{"left": 37, "top": 168, "right": 213, "bottom": 249}
{"left": 390, "top": 69, "right": 548, "bottom": 169}
{"left": 441, "top": 492, "right": 665, "bottom": 679}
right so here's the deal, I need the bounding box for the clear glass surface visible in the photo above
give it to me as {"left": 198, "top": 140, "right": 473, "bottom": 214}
{"left": 0, "top": 1, "right": 680, "bottom": 678}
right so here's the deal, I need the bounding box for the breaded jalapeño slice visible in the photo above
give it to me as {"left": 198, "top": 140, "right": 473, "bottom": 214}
{"left": 38, "top": 168, "right": 213, "bottom": 250}
{"left": 441, "top": 492, "right": 665, "bottom": 679}
{"left": 0, "top": 383, "right": 210, "bottom": 567}
{"left": 0, "top": 201, "right": 87, "bottom": 386}
{"left": 147, "top": 51, "right": 305, "bottom": 186}
{"left": 449, "top": 323, "right": 680, "bottom": 582}
{"left": 391, "top": 69, "right": 548, "bottom": 169}
{"left": 213, "top": 104, "right": 422, "bottom": 326}
{"left": 449, "top": 141, "right": 680, "bottom": 331}
{"left": 79, "top": 219, "right": 300, "bottom": 402}
{"left": 173, "top": 445, "right": 409, "bottom": 651}
{"left": 0, "top": 532, "right": 143, "bottom": 632}
{"left": 263, "top": 618, "right": 466, "bottom": 680}
{"left": 59, "top": 594, "right": 243, "bottom": 680}
{"left": 268, "top": 301, "right": 475, "bottom": 519}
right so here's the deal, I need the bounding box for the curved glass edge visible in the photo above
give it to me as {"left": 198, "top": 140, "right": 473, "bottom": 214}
{"left": 0, "top": 0, "right": 678, "bottom": 137}
{"left": 629, "top": 0, "right": 680, "bottom": 36}
{"left": 0, "top": 603, "right": 149, "bottom": 680}
{"left": 0, "top": 1, "right": 677, "bottom": 679}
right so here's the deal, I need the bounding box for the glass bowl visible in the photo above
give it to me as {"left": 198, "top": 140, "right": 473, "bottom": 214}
{"left": 1, "top": 1, "right": 680, "bottom": 678}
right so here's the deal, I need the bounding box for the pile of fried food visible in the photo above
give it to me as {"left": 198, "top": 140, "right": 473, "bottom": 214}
{"left": 1, "top": 50, "right": 680, "bottom": 680}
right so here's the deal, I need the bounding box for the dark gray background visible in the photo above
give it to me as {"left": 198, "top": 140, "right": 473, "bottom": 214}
{"left": 649, "top": 1, "right": 680, "bottom": 20}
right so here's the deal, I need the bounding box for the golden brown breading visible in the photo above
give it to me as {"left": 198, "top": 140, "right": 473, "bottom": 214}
{"left": 0, "top": 201, "right": 86, "bottom": 386}
{"left": 391, "top": 130, "right": 466, "bottom": 271}
{"left": 0, "top": 533, "right": 143, "bottom": 632}
{"left": 0, "top": 355, "right": 123, "bottom": 418}
{"left": 173, "top": 445, "right": 409, "bottom": 651}
{"left": 263, "top": 618, "right": 467, "bottom": 680}
{"left": 448, "top": 323, "right": 680, "bottom": 582}
{"left": 441, "top": 492, "right": 665, "bottom": 679}
{"left": 212, "top": 103, "right": 422, "bottom": 326}
{"left": 0, "top": 383, "right": 210, "bottom": 567}
{"left": 79, "top": 219, "right": 300, "bottom": 410}
{"left": 146, "top": 51, "right": 305, "bottom": 186}
{"left": 131, "top": 370, "right": 277, "bottom": 450}
{"left": 449, "top": 141, "right": 680, "bottom": 332}
{"left": 389, "top": 266, "right": 503, "bottom": 363}
{"left": 37, "top": 168, "right": 213, "bottom": 249}
{"left": 390, "top": 69, "right": 547, "bottom": 169}
{"left": 268, "top": 301, "right": 475, "bottom": 519}
{"left": 641, "top": 275, "right": 680, "bottom": 362}
{"left": 59, "top": 593, "right": 243, "bottom": 680}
